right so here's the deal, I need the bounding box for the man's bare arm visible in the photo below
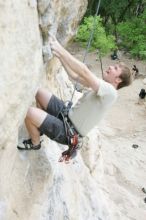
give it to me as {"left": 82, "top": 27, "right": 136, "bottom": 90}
{"left": 50, "top": 35, "right": 100, "bottom": 92}
{"left": 60, "top": 58, "right": 90, "bottom": 87}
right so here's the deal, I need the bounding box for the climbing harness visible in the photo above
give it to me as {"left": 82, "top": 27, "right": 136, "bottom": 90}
{"left": 58, "top": 0, "right": 102, "bottom": 163}
{"left": 58, "top": 101, "right": 83, "bottom": 163}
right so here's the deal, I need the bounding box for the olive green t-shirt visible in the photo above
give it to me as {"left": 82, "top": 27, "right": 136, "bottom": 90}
{"left": 68, "top": 79, "right": 118, "bottom": 136}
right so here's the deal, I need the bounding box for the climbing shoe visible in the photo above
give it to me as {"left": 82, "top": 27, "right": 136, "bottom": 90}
{"left": 17, "top": 139, "right": 42, "bottom": 150}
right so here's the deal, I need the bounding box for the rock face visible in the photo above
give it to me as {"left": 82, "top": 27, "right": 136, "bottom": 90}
{"left": 1, "top": 1, "right": 146, "bottom": 220}
{"left": 39, "top": 0, "right": 88, "bottom": 62}
{"left": 0, "top": 0, "right": 43, "bottom": 148}
{"left": 0, "top": 1, "right": 109, "bottom": 220}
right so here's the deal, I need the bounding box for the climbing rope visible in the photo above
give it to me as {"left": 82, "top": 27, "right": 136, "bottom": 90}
{"left": 83, "top": 0, "right": 101, "bottom": 63}
{"left": 70, "top": 0, "right": 103, "bottom": 102}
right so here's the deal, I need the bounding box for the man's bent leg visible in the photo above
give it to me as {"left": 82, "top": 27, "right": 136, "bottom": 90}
{"left": 35, "top": 88, "right": 65, "bottom": 118}
{"left": 25, "top": 107, "right": 48, "bottom": 145}
{"left": 35, "top": 88, "right": 52, "bottom": 110}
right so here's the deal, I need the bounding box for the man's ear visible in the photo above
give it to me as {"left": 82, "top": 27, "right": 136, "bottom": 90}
{"left": 116, "top": 77, "right": 122, "bottom": 84}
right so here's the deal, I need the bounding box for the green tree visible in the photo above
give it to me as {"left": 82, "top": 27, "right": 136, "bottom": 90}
{"left": 117, "top": 9, "right": 146, "bottom": 59}
{"left": 75, "top": 16, "right": 116, "bottom": 55}
{"left": 86, "top": 0, "right": 146, "bottom": 41}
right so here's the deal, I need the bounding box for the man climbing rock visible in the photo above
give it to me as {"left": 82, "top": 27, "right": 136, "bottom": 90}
{"left": 17, "top": 35, "right": 132, "bottom": 160}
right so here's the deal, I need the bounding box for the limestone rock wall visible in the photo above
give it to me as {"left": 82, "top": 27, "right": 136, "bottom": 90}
{"left": 0, "top": 1, "right": 110, "bottom": 220}
{"left": 0, "top": 0, "right": 43, "bottom": 148}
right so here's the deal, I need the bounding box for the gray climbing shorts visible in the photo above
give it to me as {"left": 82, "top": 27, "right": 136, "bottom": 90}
{"left": 38, "top": 95, "right": 68, "bottom": 145}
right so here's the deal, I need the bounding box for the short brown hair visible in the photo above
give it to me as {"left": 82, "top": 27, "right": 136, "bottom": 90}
{"left": 117, "top": 63, "right": 132, "bottom": 90}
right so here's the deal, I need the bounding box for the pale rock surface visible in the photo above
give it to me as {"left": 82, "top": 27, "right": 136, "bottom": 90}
{"left": 0, "top": 0, "right": 110, "bottom": 220}
{"left": 99, "top": 78, "right": 146, "bottom": 220}
{"left": 1, "top": 1, "right": 146, "bottom": 220}
{"left": 143, "top": 78, "right": 146, "bottom": 85}
{"left": 0, "top": 0, "right": 43, "bottom": 148}
{"left": 69, "top": 45, "right": 146, "bottom": 220}
{"left": 38, "top": 0, "right": 88, "bottom": 62}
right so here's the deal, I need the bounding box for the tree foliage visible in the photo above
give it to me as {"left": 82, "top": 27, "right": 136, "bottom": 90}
{"left": 87, "top": 0, "right": 145, "bottom": 23}
{"left": 117, "top": 9, "right": 146, "bottom": 59}
{"left": 81, "top": 0, "right": 146, "bottom": 59}
{"left": 75, "top": 16, "right": 116, "bottom": 55}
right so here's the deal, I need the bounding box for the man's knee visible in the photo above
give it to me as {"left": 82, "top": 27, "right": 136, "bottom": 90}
{"left": 35, "top": 88, "right": 43, "bottom": 101}
{"left": 26, "top": 107, "right": 36, "bottom": 119}
{"left": 26, "top": 107, "right": 47, "bottom": 127}
{"left": 35, "top": 88, "right": 52, "bottom": 110}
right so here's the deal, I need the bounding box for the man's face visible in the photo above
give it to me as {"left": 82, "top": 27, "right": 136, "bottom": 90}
{"left": 103, "top": 64, "right": 122, "bottom": 85}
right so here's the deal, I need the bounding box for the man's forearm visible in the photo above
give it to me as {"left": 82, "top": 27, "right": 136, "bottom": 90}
{"left": 50, "top": 35, "right": 100, "bottom": 92}
{"left": 60, "top": 57, "right": 78, "bottom": 80}
{"left": 59, "top": 46, "right": 88, "bottom": 80}
{"left": 59, "top": 47, "right": 99, "bottom": 91}
{"left": 60, "top": 58, "right": 89, "bottom": 87}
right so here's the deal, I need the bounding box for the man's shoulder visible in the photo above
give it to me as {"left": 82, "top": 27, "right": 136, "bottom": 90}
{"left": 97, "top": 79, "right": 117, "bottom": 97}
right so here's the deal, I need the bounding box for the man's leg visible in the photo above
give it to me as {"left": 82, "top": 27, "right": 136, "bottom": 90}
{"left": 18, "top": 88, "right": 67, "bottom": 150}
{"left": 25, "top": 107, "right": 47, "bottom": 146}
{"left": 35, "top": 87, "right": 65, "bottom": 118}
{"left": 25, "top": 106, "right": 68, "bottom": 146}
{"left": 35, "top": 88, "right": 52, "bottom": 110}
